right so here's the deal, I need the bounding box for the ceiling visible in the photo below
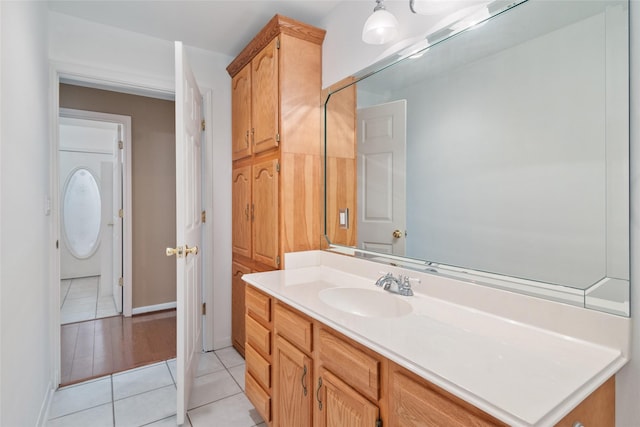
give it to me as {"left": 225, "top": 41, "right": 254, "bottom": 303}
{"left": 47, "top": 0, "right": 345, "bottom": 58}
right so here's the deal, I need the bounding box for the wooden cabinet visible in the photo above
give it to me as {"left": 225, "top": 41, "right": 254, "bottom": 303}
{"left": 252, "top": 159, "right": 279, "bottom": 268}
{"left": 274, "top": 335, "right": 313, "bottom": 427}
{"left": 228, "top": 14, "right": 326, "bottom": 357}
{"left": 243, "top": 287, "right": 616, "bottom": 427}
{"left": 251, "top": 38, "right": 279, "bottom": 155}
{"left": 273, "top": 303, "right": 314, "bottom": 427}
{"left": 315, "top": 327, "right": 383, "bottom": 427}
{"left": 231, "top": 66, "right": 252, "bottom": 160}
{"left": 231, "top": 262, "right": 250, "bottom": 356}
{"left": 555, "top": 377, "right": 614, "bottom": 427}
{"left": 316, "top": 368, "right": 379, "bottom": 427}
{"left": 231, "top": 37, "right": 279, "bottom": 160}
{"left": 232, "top": 166, "right": 251, "bottom": 258}
{"left": 388, "top": 362, "right": 506, "bottom": 427}
{"left": 245, "top": 285, "right": 273, "bottom": 424}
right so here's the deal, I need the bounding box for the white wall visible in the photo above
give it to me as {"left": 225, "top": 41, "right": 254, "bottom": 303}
{"left": 49, "top": 11, "right": 234, "bottom": 350}
{"left": 0, "top": 2, "right": 53, "bottom": 426}
{"left": 617, "top": 2, "right": 640, "bottom": 424}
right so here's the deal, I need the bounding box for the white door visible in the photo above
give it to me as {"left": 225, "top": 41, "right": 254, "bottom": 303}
{"left": 173, "top": 41, "right": 203, "bottom": 425}
{"left": 59, "top": 118, "right": 119, "bottom": 281}
{"left": 111, "top": 124, "right": 124, "bottom": 313}
{"left": 357, "top": 100, "right": 407, "bottom": 255}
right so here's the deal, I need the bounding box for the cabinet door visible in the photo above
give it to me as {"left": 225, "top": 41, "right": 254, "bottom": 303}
{"left": 252, "top": 37, "right": 279, "bottom": 154}
{"left": 252, "top": 159, "right": 279, "bottom": 268}
{"left": 232, "top": 65, "right": 252, "bottom": 160}
{"left": 274, "top": 336, "right": 312, "bottom": 427}
{"left": 316, "top": 368, "right": 379, "bottom": 427}
{"left": 232, "top": 165, "right": 252, "bottom": 257}
{"left": 231, "top": 262, "right": 250, "bottom": 356}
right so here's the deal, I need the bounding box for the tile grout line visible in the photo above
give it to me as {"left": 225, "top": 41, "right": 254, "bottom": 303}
{"left": 95, "top": 276, "right": 100, "bottom": 320}
{"left": 111, "top": 374, "right": 116, "bottom": 427}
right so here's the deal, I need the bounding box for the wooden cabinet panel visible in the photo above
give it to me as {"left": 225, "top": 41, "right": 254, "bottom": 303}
{"left": 246, "top": 372, "right": 271, "bottom": 423}
{"left": 246, "top": 285, "right": 271, "bottom": 324}
{"left": 232, "top": 262, "right": 250, "bottom": 356}
{"left": 246, "top": 343, "right": 271, "bottom": 389}
{"left": 555, "top": 377, "right": 614, "bottom": 427}
{"left": 316, "top": 368, "right": 379, "bottom": 427}
{"left": 274, "top": 335, "right": 313, "bottom": 427}
{"left": 275, "top": 303, "right": 313, "bottom": 354}
{"left": 252, "top": 37, "right": 279, "bottom": 155}
{"left": 232, "top": 166, "right": 252, "bottom": 257}
{"left": 318, "top": 328, "right": 380, "bottom": 402}
{"left": 252, "top": 159, "right": 279, "bottom": 268}
{"left": 232, "top": 65, "right": 252, "bottom": 160}
{"left": 389, "top": 365, "right": 506, "bottom": 427}
{"left": 246, "top": 314, "right": 271, "bottom": 357}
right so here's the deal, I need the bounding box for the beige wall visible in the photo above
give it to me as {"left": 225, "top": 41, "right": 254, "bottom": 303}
{"left": 60, "top": 83, "right": 176, "bottom": 309}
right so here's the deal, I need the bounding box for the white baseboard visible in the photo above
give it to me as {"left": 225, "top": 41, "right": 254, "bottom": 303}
{"left": 132, "top": 301, "right": 176, "bottom": 315}
{"left": 213, "top": 337, "right": 233, "bottom": 351}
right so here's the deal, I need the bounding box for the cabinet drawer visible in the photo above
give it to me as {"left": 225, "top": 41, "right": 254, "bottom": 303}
{"left": 246, "top": 285, "right": 271, "bottom": 324}
{"left": 246, "top": 314, "right": 271, "bottom": 356}
{"left": 318, "top": 328, "right": 380, "bottom": 401}
{"left": 274, "top": 303, "right": 313, "bottom": 353}
{"left": 246, "top": 372, "right": 271, "bottom": 423}
{"left": 246, "top": 344, "right": 271, "bottom": 389}
{"left": 390, "top": 370, "right": 505, "bottom": 427}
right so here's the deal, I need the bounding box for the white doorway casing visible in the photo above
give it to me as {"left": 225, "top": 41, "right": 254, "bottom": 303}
{"left": 49, "top": 61, "right": 218, "bottom": 391}
{"left": 59, "top": 109, "right": 131, "bottom": 316}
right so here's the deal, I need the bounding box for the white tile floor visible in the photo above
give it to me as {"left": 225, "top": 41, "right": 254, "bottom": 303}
{"left": 47, "top": 347, "right": 264, "bottom": 427}
{"left": 61, "top": 277, "right": 119, "bottom": 324}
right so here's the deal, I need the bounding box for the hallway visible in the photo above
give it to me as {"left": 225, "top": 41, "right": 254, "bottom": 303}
{"left": 61, "top": 310, "right": 176, "bottom": 386}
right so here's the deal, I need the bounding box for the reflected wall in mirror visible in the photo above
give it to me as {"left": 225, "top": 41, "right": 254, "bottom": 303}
{"left": 324, "top": 0, "right": 629, "bottom": 316}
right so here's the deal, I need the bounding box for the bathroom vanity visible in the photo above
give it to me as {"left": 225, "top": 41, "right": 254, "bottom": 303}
{"left": 242, "top": 251, "right": 629, "bottom": 427}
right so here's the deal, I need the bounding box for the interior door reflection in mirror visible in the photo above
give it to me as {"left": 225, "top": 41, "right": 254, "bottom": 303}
{"left": 324, "top": 0, "right": 629, "bottom": 316}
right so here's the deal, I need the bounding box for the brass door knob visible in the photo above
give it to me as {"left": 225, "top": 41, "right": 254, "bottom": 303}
{"left": 393, "top": 230, "right": 403, "bottom": 239}
{"left": 185, "top": 244, "right": 199, "bottom": 257}
{"left": 166, "top": 246, "right": 184, "bottom": 258}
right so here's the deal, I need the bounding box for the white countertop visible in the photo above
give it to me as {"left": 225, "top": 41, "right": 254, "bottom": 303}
{"left": 242, "top": 251, "right": 629, "bottom": 427}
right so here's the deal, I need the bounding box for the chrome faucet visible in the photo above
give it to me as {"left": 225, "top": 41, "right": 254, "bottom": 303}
{"left": 375, "top": 272, "right": 418, "bottom": 296}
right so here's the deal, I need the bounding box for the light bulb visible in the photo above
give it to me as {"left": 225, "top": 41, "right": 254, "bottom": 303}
{"left": 362, "top": 3, "right": 399, "bottom": 45}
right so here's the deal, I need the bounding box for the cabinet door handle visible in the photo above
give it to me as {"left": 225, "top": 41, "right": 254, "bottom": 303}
{"left": 316, "top": 377, "right": 323, "bottom": 410}
{"left": 251, "top": 128, "right": 255, "bottom": 145}
{"left": 244, "top": 203, "right": 249, "bottom": 221}
{"left": 251, "top": 204, "right": 255, "bottom": 222}
{"left": 245, "top": 130, "right": 249, "bottom": 147}
{"left": 301, "top": 365, "right": 308, "bottom": 396}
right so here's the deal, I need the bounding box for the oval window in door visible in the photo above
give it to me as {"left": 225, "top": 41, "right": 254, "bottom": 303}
{"left": 62, "top": 168, "right": 102, "bottom": 259}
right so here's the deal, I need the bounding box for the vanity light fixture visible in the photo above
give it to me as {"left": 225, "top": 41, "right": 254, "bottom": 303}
{"left": 362, "top": 0, "right": 399, "bottom": 45}
{"left": 410, "top": 0, "right": 456, "bottom": 15}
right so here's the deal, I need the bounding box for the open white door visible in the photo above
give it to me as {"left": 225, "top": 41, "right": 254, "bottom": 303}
{"left": 172, "top": 41, "right": 203, "bottom": 425}
{"left": 112, "top": 124, "right": 124, "bottom": 313}
{"left": 357, "top": 100, "right": 407, "bottom": 255}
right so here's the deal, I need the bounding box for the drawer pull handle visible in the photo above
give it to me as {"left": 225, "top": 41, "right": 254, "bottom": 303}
{"left": 316, "top": 377, "right": 323, "bottom": 410}
{"left": 302, "top": 365, "right": 308, "bottom": 396}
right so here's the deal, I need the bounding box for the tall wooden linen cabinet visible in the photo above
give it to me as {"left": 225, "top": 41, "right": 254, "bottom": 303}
{"left": 227, "top": 15, "right": 326, "bottom": 358}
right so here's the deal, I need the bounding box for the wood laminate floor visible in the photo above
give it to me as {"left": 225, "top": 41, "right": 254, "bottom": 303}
{"left": 60, "top": 310, "right": 176, "bottom": 386}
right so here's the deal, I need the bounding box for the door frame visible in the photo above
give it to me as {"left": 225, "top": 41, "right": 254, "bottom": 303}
{"left": 58, "top": 107, "right": 132, "bottom": 315}
{"left": 48, "top": 61, "right": 216, "bottom": 388}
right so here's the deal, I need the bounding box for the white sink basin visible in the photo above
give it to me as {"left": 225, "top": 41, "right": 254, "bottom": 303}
{"left": 318, "top": 287, "right": 412, "bottom": 318}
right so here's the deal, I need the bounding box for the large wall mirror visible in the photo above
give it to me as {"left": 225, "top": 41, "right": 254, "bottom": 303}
{"left": 324, "top": 0, "right": 629, "bottom": 316}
